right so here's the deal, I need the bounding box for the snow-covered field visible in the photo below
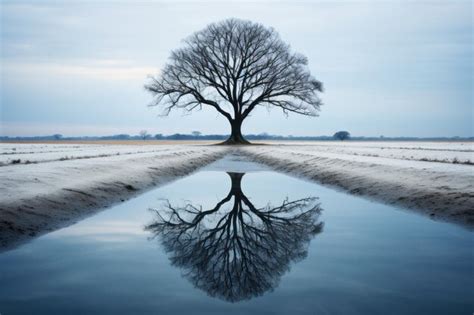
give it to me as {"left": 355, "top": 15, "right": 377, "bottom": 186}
{"left": 242, "top": 141, "right": 474, "bottom": 228}
{"left": 0, "top": 143, "right": 227, "bottom": 251}
{"left": 1, "top": 141, "right": 473, "bottom": 251}
{"left": 0, "top": 143, "right": 190, "bottom": 165}
{"left": 1, "top": 141, "right": 472, "bottom": 166}
{"left": 265, "top": 141, "right": 474, "bottom": 164}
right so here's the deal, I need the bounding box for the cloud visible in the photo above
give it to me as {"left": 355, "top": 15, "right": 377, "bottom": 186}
{"left": 1, "top": 59, "right": 157, "bottom": 81}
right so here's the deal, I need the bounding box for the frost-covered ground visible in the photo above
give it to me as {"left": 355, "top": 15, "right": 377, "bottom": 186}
{"left": 0, "top": 143, "right": 188, "bottom": 165}
{"left": 0, "top": 141, "right": 473, "bottom": 251}
{"left": 262, "top": 141, "right": 474, "bottom": 164}
{"left": 0, "top": 144, "right": 227, "bottom": 251}
{"left": 2, "top": 141, "right": 472, "bottom": 166}
{"left": 242, "top": 141, "right": 474, "bottom": 228}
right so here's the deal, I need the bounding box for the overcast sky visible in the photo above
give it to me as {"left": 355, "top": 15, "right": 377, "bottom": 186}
{"left": 1, "top": 0, "right": 472, "bottom": 137}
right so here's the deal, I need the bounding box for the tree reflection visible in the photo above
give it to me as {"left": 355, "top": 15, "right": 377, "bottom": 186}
{"left": 145, "top": 172, "right": 323, "bottom": 302}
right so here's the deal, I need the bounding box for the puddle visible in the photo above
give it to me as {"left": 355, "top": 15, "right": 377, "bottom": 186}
{"left": 0, "top": 155, "right": 472, "bottom": 314}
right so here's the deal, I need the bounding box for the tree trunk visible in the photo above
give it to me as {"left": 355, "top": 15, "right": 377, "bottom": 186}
{"left": 221, "top": 119, "right": 250, "bottom": 145}
{"left": 227, "top": 172, "right": 244, "bottom": 195}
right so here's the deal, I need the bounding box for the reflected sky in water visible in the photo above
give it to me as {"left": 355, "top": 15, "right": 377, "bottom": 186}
{"left": 0, "top": 157, "right": 472, "bottom": 315}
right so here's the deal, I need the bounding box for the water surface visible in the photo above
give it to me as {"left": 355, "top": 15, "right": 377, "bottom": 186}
{"left": 0, "top": 155, "right": 472, "bottom": 314}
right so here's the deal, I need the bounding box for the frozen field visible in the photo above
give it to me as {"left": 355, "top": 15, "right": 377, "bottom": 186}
{"left": 0, "top": 142, "right": 206, "bottom": 165}
{"left": 0, "top": 141, "right": 473, "bottom": 251}
{"left": 0, "top": 143, "right": 227, "bottom": 250}
{"left": 1, "top": 141, "right": 472, "bottom": 166}
{"left": 265, "top": 141, "right": 474, "bottom": 164}
{"left": 242, "top": 141, "right": 474, "bottom": 228}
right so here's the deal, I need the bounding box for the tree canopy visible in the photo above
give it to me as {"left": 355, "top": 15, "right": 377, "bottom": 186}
{"left": 333, "top": 131, "right": 350, "bottom": 140}
{"left": 146, "top": 18, "right": 323, "bottom": 144}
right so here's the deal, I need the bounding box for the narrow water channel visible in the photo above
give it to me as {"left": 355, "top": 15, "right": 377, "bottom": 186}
{"left": 0, "top": 155, "right": 472, "bottom": 314}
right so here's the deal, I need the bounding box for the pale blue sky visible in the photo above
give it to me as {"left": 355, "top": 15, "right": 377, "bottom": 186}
{"left": 1, "top": 0, "right": 472, "bottom": 137}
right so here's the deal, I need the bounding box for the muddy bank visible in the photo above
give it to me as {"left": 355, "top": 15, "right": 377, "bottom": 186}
{"left": 0, "top": 146, "right": 227, "bottom": 252}
{"left": 240, "top": 146, "right": 474, "bottom": 229}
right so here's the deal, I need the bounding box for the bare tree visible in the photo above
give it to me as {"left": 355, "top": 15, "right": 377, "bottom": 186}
{"left": 146, "top": 19, "right": 323, "bottom": 144}
{"left": 139, "top": 130, "right": 149, "bottom": 140}
{"left": 145, "top": 172, "right": 324, "bottom": 302}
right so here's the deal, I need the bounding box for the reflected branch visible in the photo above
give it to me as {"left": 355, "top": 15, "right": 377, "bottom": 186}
{"left": 145, "top": 172, "right": 323, "bottom": 302}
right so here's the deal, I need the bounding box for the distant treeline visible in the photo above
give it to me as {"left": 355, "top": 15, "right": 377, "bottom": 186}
{"left": 0, "top": 133, "right": 472, "bottom": 142}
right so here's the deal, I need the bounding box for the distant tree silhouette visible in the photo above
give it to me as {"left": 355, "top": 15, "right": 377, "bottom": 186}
{"left": 146, "top": 19, "right": 323, "bottom": 145}
{"left": 113, "top": 134, "right": 130, "bottom": 140}
{"left": 191, "top": 131, "right": 202, "bottom": 138}
{"left": 53, "top": 134, "right": 62, "bottom": 140}
{"left": 333, "top": 131, "right": 350, "bottom": 141}
{"left": 139, "top": 130, "right": 149, "bottom": 140}
{"left": 145, "top": 172, "right": 324, "bottom": 302}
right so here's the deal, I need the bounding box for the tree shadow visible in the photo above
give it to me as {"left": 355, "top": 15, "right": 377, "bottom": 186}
{"left": 145, "top": 172, "right": 324, "bottom": 302}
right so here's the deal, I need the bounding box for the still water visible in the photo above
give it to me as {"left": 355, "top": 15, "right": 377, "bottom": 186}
{"left": 0, "top": 156, "right": 472, "bottom": 314}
